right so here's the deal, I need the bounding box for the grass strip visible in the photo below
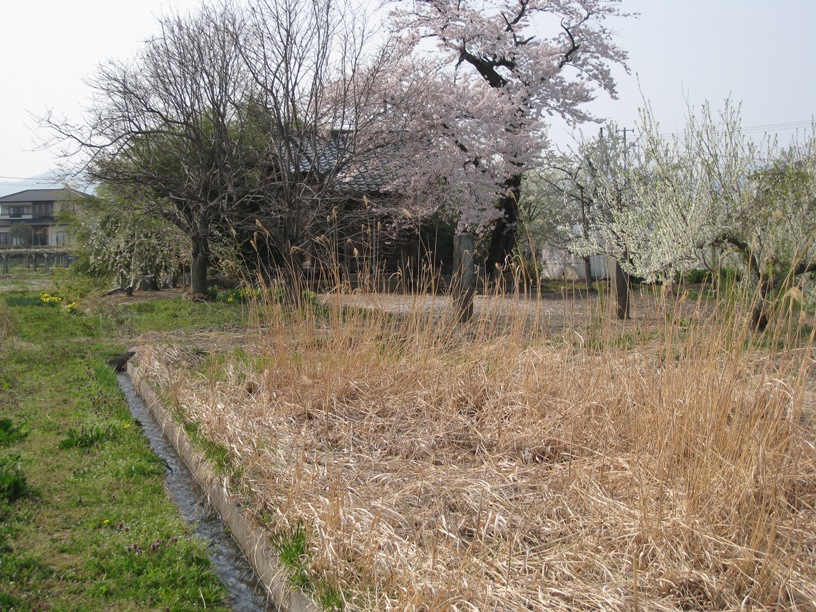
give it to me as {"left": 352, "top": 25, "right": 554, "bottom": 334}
{"left": 0, "top": 288, "right": 245, "bottom": 610}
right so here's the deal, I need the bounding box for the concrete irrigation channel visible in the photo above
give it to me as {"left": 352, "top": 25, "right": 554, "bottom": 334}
{"left": 122, "top": 360, "right": 317, "bottom": 612}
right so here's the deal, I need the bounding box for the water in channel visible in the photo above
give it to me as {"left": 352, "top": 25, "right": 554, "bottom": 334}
{"left": 118, "top": 373, "right": 274, "bottom": 611}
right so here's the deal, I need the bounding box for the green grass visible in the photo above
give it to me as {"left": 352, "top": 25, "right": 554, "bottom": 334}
{"left": 125, "top": 298, "right": 247, "bottom": 332}
{"left": 87, "top": 296, "right": 249, "bottom": 337}
{"left": 0, "top": 285, "right": 249, "bottom": 610}
{"left": 269, "top": 523, "right": 344, "bottom": 610}
{"left": 0, "top": 263, "right": 55, "bottom": 293}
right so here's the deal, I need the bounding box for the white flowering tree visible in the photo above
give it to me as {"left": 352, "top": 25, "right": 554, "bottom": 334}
{"left": 535, "top": 99, "right": 816, "bottom": 329}
{"left": 617, "top": 101, "right": 816, "bottom": 329}
{"left": 385, "top": 0, "right": 630, "bottom": 274}
{"left": 526, "top": 123, "right": 637, "bottom": 317}
{"left": 65, "top": 186, "right": 188, "bottom": 292}
{"left": 519, "top": 153, "right": 596, "bottom": 288}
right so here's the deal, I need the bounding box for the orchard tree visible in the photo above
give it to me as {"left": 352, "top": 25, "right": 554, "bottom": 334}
{"left": 529, "top": 123, "right": 637, "bottom": 317}
{"left": 522, "top": 150, "right": 604, "bottom": 292}
{"left": 618, "top": 101, "right": 812, "bottom": 329}
{"left": 591, "top": 100, "right": 816, "bottom": 330}
{"left": 387, "top": 0, "right": 630, "bottom": 275}
{"left": 677, "top": 103, "right": 816, "bottom": 330}
{"left": 64, "top": 186, "right": 189, "bottom": 292}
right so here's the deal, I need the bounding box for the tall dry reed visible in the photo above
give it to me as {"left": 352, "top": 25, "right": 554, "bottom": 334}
{"left": 139, "top": 278, "right": 816, "bottom": 610}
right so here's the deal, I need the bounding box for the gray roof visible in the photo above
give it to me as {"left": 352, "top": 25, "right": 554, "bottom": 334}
{"left": 336, "top": 154, "right": 396, "bottom": 193}
{"left": 285, "top": 132, "right": 397, "bottom": 195}
{"left": 0, "top": 188, "right": 85, "bottom": 203}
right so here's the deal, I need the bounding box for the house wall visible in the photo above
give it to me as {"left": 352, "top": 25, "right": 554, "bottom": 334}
{"left": 539, "top": 247, "right": 609, "bottom": 281}
{"left": 0, "top": 199, "right": 71, "bottom": 247}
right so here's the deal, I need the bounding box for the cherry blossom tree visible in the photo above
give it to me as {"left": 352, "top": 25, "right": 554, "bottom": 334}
{"left": 386, "top": 0, "right": 630, "bottom": 274}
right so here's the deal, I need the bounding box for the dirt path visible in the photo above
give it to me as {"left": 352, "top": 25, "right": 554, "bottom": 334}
{"left": 324, "top": 288, "right": 710, "bottom": 334}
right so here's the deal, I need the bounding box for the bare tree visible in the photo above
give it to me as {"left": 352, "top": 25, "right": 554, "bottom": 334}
{"left": 44, "top": 2, "right": 262, "bottom": 295}
{"left": 46, "top": 0, "right": 420, "bottom": 295}
{"left": 233, "top": 0, "right": 459, "bottom": 294}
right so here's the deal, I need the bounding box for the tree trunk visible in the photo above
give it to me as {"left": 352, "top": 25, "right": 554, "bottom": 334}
{"left": 486, "top": 173, "right": 521, "bottom": 278}
{"left": 190, "top": 234, "right": 209, "bottom": 296}
{"left": 583, "top": 256, "right": 593, "bottom": 292}
{"left": 749, "top": 278, "right": 770, "bottom": 332}
{"left": 610, "top": 257, "right": 630, "bottom": 320}
{"left": 454, "top": 233, "right": 476, "bottom": 323}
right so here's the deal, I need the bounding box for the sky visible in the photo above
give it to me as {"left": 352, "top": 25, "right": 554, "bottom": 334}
{"left": 1, "top": 0, "right": 814, "bottom": 195}
{"left": 558, "top": 0, "right": 816, "bottom": 149}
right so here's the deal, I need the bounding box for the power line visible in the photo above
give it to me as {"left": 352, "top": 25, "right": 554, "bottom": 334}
{"left": 658, "top": 118, "right": 813, "bottom": 139}
{"left": 0, "top": 175, "right": 63, "bottom": 182}
{"left": 739, "top": 119, "right": 813, "bottom": 134}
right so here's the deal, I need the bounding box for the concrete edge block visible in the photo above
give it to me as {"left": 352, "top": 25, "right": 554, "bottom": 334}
{"left": 126, "top": 361, "right": 318, "bottom": 612}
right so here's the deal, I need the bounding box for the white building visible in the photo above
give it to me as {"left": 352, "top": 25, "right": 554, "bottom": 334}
{"left": 0, "top": 188, "right": 83, "bottom": 247}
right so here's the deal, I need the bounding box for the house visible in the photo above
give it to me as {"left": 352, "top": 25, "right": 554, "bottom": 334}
{"left": 0, "top": 188, "right": 83, "bottom": 247}
{"left": 268, "top": 131, "right": 454, "bottom": 289}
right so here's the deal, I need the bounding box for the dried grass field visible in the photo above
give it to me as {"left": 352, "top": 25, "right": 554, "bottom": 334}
{"left": 135, "top": 287, "right": 816, "bottom": 610}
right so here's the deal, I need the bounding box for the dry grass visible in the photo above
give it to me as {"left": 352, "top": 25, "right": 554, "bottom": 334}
{"left": 136, "top": 286, "right": 816, "bottom": 610}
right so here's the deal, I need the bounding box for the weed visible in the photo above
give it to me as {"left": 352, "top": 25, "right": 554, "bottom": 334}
{"left": 5, "top": 295, "right": 46, "bottom": 308}
{"left": 182, "top": 420, "right": 233, "bottom": 473}
{"left": 0, "top": 455, "right": 30, "bottom": 502}
{"left": 50, "top": 267, "right": 113, "bottom": 302}
{"left": 270, "top": 523, "right": 311, "bottom": 590}
{"left": 117, "top": 297, "right": 245, "bottom": 332}
{"left": 0, "top": 418, "right": 28, "bottom": 447}
{"left": 59, "top": 425, "right": 115, "bottom": 449}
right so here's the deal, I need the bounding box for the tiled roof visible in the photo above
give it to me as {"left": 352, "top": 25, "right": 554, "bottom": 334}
{"left": 286, "top": 133, "right": 397, "bottom": 195}
{"left": 0, "top": 188, "right": 85, "bottom": 203}
{"left": 336, "top": 154, "right": 395, "bottom": 193}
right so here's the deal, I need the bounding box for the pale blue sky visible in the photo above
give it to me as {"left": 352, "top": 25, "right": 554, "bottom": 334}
{"left": 561, "top": 0, "right": 816, "bottom": 147}
{"left": 1, "top": 0, "right": 814, "bottom": 191}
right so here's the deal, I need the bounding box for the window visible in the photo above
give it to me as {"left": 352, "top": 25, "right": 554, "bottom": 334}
{"left": 0, "top": 233, "right": 8, "bottom": 245}
{"left": 33, "top": 202, "right": 53, "bottom": 216}
{"left": 9, "top": 206, "right": 28, "bottom": 218}
{"left": 33, "top": 228, "right": 49, "bottom": 246}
